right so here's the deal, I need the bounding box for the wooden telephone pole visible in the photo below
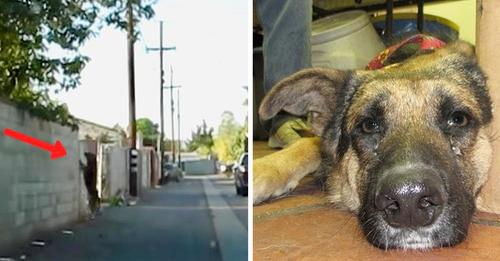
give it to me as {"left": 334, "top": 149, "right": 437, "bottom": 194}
{"left": 146, "top": 21, "right": 175, "bottom": 176}
{"left": 166, "top": 66, "right": 181, "bottom": 164}
{"left": 127, "top": 0, "right": 138, "bottom": 197}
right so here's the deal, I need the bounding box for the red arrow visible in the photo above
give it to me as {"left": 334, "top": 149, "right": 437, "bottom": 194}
{"left": 3, "top": 128, "right": 67, "bottom": 160}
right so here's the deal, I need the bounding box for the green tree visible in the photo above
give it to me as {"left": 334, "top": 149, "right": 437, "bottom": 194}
{"left": 227, "top": 86, "right": 249, "bottom": 161}
{"left": 136, "top": 118, "right": 158, "bottom": 146}
{"left": 229, "top": 121, "right": 248, "bottom": 161}
{"left": 213, "top": 111, "right": 241, "bottom": 163}
{"left": 186, "top": 120, "right": 214, "bottom": 157}
{"left": 0, "top": 0, "right": 155, "bottom": 128}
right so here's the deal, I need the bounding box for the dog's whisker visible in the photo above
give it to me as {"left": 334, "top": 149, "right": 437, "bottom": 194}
{"left": 384, "top": 227, "right": 389, "bottom": 251}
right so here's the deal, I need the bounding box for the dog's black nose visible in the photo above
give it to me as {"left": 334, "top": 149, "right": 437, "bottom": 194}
{"left": 375, "top": 169, "right": 445, "bottom": 228}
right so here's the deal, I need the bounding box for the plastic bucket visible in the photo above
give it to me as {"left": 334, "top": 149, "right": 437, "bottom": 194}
{"left": 311, "top": 10, "right": 385, "bottom": 70}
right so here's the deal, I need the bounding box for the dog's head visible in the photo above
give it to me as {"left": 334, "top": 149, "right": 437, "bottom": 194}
{"left": 259, "top": 41, "right": 493, "bottom": 250}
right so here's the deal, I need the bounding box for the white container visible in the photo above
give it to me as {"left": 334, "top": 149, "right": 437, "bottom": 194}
{"left": 311, "top": 10, "right": 385, "bottom": 70}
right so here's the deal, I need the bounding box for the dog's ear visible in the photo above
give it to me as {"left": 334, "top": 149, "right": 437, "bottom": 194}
{"left": 259, "top": 68, "right": 351, "bottom": 136}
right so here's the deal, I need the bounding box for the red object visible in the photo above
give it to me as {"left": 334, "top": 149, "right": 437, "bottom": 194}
{"left": 3, "top": 128, "right": 67, "bottom": 160}
{"left": 366, "top": 34, "right": 446, "bottom": 70}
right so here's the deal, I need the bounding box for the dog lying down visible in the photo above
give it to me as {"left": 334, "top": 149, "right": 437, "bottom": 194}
{"left": 253, "top": 41, "right": 493, "bottom": 250}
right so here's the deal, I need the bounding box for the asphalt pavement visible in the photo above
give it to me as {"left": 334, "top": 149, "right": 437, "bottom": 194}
{"left": 3, "top": 173, "right": 248, "bottom": 261}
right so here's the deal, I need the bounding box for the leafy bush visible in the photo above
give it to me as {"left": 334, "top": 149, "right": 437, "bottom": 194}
{"left": 186, "top": 120, "right": 215, "bottom": 157}
{"left": 213, "top": 111, "right": 247, "bottom": 164}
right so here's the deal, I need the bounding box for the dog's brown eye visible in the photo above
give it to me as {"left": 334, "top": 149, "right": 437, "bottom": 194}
{"left": 361, "top": 118, "right": 380, "bottom": 134}
{"left": 448, "top": 112, "right": 469, "bottom": 127}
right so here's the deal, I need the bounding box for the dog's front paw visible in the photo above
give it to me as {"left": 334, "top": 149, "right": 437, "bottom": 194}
{"left": 253, "top": 137, "right": 321, "bottom": 205}
{"left": 253, "top": 156, "right": 298, "bottom": 205}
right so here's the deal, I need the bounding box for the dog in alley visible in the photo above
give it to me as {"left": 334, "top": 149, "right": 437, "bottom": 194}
{"left": 253, "top": 41, "right": 493, "bottom": 250}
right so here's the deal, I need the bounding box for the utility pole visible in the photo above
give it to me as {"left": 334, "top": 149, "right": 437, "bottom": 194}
{"left": 127, "top": 0, "right": 136, "bottom": 149}
{"left": 146, "top": 21, "right": 175, "bottom": 178}
{"left": 170, "top": 66, "right": 175, "bottom": 164}
{"left": 159, "top": 22, "right": 165, "bottom": 174}
{"left": 177, "top": 88, "right": 181, "bottom": 167}
{"left": 167, "top": 66, "right": 181, "bottom": 164}
{"left": 127, "top": 0, "right": 138, "bottom": 197}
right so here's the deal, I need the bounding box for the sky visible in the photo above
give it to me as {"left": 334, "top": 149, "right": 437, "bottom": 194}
{"left": 50, "top": 0, "right": 249, "bottom": 140}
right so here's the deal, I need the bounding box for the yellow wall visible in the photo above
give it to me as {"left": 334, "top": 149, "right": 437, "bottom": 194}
{"left": 387, "top": 0, "right": 476, "bottom": 44}
{"left": 424, "top": 0, "right": 476, "bottom": 44}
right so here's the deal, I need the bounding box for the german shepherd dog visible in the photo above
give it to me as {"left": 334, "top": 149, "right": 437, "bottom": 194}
{"left": 253, "top": 41, "right": 493, "bottom": 250}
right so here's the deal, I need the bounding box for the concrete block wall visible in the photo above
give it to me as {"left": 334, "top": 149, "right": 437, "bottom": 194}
{"left": 0, "top": 99, "right": 82, "bottom": 253}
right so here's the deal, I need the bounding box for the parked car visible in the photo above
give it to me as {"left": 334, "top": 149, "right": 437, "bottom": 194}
{"left": 234, "top": 153, "right": 248, "bottom": 196}
{"left": 164, "top": 162, "right": 183, "bottom": 183}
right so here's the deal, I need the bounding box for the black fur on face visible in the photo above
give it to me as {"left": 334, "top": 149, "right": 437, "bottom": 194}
{"left": 257, "top": 41, "right": 493, "bottom": 250}
{"left": 318, "top": 57, "right": 491, "bottom": 250}
{"left": 357, "top": 134, "right": 476, "bottom": 250}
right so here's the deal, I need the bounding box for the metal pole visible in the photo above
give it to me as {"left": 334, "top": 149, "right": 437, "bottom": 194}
{"left": 159, "top": 21, "right": 165, "bottom": 177}
{"left": 417, "top": 0, "right": 424, "bottom": 33}
{"left": 170, "top": 66, "right": 176, "bottom": 164}
{"left": 127, "top": 0, "right": 137, "bottom": 197}
{"left": 385, "top": 0, "right": 393, "bottom": 38}
{"left": 177, "top": 88, "right": 181, "bottom": 167}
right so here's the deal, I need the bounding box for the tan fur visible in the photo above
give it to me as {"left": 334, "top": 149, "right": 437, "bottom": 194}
{"left": 254, "top": 41, "right": 493, "bottom": 212}
{"left": 345, "top": 79, "right": 483, "bottom": 132}
{"left": 255, "top": 131, "right": 492, "bottom": 208}
{"left": 253, "top": 137, "right": 321, "bottom": 204}
{"left": 330, "top": 77, "right": 492, "bottom": 212}
{"left": 327, "top": 148, "right": 361, "bottom": 212}
{"left": 471, "top": 129, "right": 493, "bottom": 193}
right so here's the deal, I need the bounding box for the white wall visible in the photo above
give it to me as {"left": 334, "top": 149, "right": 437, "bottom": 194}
{"left": 106, "top": 147, "right": 129, "bottom": 199}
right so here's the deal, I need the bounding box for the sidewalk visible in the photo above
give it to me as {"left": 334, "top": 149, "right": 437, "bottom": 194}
{"left": 202, "top": 174, "right": 248, "bottom": 261}
{"left": 3, "top": 174, "right": 246, "bottom": 261}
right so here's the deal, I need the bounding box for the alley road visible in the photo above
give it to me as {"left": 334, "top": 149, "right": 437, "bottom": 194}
{"left": 209, "top": 174, "right": 248, "bottom": 230}
{"left": 5, "top": 174, "right": 248, "bottom": 261}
